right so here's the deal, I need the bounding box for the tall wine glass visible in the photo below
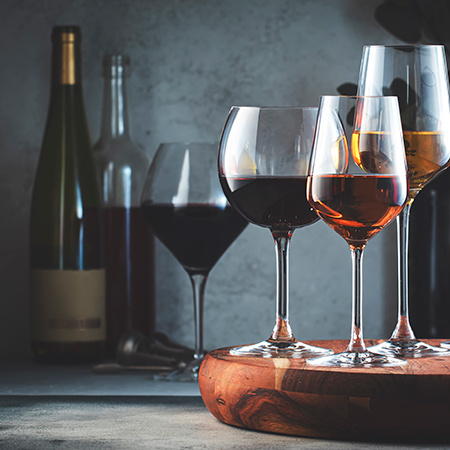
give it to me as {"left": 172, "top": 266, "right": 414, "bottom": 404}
{"left": 219, "top": 107, "right": 332, "bottom": 358}
{"left": 141, "top": 143, "right": 248, "bottom": 380}
{"left": 358, "top": 45, "right": 450, "bottom": 357}
{"left": 307, "top": 96, "right": 408, "bottom": 367}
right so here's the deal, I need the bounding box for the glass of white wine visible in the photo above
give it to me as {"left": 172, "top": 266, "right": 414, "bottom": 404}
{"left": 358, "top": 45, "right": 450, "bottom": 357}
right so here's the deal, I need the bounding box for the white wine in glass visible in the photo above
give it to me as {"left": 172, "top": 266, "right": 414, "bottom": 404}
{"left": 358, "top": 45, "right": 450, "bottom": 358}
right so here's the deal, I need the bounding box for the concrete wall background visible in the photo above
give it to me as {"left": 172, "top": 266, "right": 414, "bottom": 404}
{"left": 0, "top": 0, "right": 402, "bottom": 359}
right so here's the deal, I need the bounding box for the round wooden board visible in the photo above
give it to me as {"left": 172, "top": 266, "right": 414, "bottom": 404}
{"left": 198, "top": 339, "right": 450, "bottom": 441}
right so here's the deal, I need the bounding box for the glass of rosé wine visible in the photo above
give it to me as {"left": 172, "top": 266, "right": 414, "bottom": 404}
{"left": 307, "top": 96, "right": 408, "bottom": 368}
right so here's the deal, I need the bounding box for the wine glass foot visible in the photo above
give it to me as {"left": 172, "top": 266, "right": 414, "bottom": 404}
{"left": 229, "top": 340, "right": 333, "bottom": 358}
{"left": 368, "top": 339, "right": 450, "bottom": 359}
{"left": 441, "top": 341, "right": 450, "bottom": 349}
{"left": 307, "top": 350, "right": 406, "bottom": 368}
{"left": 152, "top": 358, "right": 202, "bottom": 382}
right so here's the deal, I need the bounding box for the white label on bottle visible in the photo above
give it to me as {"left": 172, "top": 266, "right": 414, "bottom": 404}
{"left": 31, "top": 269, "right": 106, "bottom": 342}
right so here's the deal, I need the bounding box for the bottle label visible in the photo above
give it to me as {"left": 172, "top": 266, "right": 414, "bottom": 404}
{"left": 31, "top": 269, "right": 106, "bottom": 342}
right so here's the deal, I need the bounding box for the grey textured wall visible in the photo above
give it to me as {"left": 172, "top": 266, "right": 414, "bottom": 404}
{"left": 0, "top": 0, "right": 402, "bottom": 359}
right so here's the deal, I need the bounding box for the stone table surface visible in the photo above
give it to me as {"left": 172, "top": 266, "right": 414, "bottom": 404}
{"left": 0, "top": 362, "right": 449, "bottom": 449}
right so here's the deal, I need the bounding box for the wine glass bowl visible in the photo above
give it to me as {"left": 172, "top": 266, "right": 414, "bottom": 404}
{"left": 307, "top": 95, "right": 408, "bottom": 368}
{"left": 140, "top": 142, "right": 248, "bottom": 380}
{"left": 358, "top": 45, "right": 450, "bottom": 358}
{"left": 219, "top": 106, "right": 332, "bottom": 358}
{"left": 358, "top": 46, "right": 450, "bottom": 197}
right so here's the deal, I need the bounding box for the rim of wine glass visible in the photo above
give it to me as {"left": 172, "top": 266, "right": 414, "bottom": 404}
{"left": 156, "top": 142, "right": 218, "bottom": 150}
{"left": 230, "top": 106, "right": 318, "bottom": 111}
{"left": 319, "top": 95, "right": 398, "bottom": 100}
{"left": 362, "top": 44, "right": 445, "bottom": 50}
{"left": 158, "top": 141, "right": 217, "bottom": 145}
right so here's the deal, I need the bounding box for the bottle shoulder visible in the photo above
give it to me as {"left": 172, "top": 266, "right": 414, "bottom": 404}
{"left": 422, "top": 167, "right": 450, "bottom": 194}
{"left": 94, "top": 137, "right": 149, "bottom": 170}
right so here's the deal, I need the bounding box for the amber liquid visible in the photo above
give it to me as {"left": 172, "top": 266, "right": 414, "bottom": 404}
{"left": 351, "top": 131, "right": 404, "bottom": 174}
{"left": 308, "top": 174, "right": 407, "bottom": 246}
{"left": 403, "top": 131, "right": 450, "bottom": 195}
{"left": 351, "top": 131, "right": 450, "bottom": 195}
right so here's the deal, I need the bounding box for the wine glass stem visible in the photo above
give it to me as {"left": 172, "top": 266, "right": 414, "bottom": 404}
{"left": 188, "top": 272, "right": 208, "bottom": 363}
{"left": 391, "top": 199, "right": 416, "bottom": 341}
{"left": 348, "top": 245, "right": 366, "bottom": 353}
{"left": 269, "top": 230, "right": 295, "bottom": 342}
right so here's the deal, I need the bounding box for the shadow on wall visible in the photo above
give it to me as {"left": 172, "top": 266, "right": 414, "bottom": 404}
{"left": 338, "top": 0, "right": 450, "bottom": 96}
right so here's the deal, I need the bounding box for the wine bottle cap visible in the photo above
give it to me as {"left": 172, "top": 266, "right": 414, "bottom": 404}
{"left": 52, "top": 26, "right": 81, "bottom": 43}
{"left": 51, "top": 26, "right": 82, "bottom": 85}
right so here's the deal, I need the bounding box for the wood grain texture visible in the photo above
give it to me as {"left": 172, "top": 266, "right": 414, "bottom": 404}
{"left": 198, "top": 339, "right": 450, "bottom": 441}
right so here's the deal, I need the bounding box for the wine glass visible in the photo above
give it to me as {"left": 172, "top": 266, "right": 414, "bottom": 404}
{"left": 358, "top": 45, "right": 450, "bottom": 357}
{"left": 307, "top": 96, "right": 408, "bottom": 367}
{"left": 218, "top": 106, "right": 333, "bottom": 358}
{"left": 141, "top": 143, "right": 248, "bottom": 380}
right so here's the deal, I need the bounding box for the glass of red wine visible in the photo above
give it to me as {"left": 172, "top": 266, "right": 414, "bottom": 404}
{"left": 219, "top": 106, "right": 333, "bottom": 358}
{"left": 141, "top": 142, "right": 248, "bottom": 381}
{"left": 358, "top": 45, "right": 450, "bottom": 357}
{"left": 307, "top": 95, "right": 408, "bottom": 367}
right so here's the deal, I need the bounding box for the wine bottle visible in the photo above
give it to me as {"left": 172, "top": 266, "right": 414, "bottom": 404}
{"left": 409, "top": 167, "right": 450, "bottom": 338}
{"left": 29, "top": 26, "right": 105, "bottom": 363}
{"left": 94, "top": 54, "right": 155, "bottom": 358}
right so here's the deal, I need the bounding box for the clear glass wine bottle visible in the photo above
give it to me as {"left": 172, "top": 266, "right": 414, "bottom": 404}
{"left": 94, "top": 54, "right": 155, "bottom": 358}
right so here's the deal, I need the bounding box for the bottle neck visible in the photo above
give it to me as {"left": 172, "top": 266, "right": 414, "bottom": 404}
{"left": 51, "top": 29, "right": 82, "bottom": 86}
{"left": 47, "top": 27, "right": 87, "bottom": 139}
{"left": 100, "top": 72, "right": 132, "bottom": 140}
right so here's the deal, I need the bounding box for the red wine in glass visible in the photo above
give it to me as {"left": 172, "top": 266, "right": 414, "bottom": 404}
{"left": 140, "top": 142, "right": 249, "bottom": 381}
{"left": 141, "top": 202, "right": 248, "bottom": 274}
{"left": 220, "top": 176, "right": 318, "bottom": 230}
{"left": 218, "top": 105, "right": 334, "bottom": 358}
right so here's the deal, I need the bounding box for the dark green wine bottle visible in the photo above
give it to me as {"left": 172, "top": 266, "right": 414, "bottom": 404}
{"left": 409, "top": 168, "right": 450, "bottom": 338}
{"left": 29, "top": 26, "right": 105, "bottom": 363}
